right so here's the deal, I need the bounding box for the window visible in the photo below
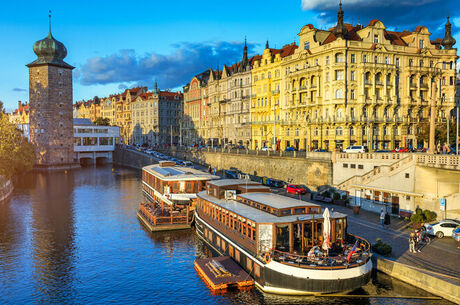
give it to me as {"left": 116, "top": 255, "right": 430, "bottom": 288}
{"left": 326, "top": 72, "right": 329, "bottom": 82}
{"left": 235, "top": 250, "right": 240, "bottom": 262}
{"left": 420, "top": 60, "right": 423, "bottom": 67}
{"left": 384, "top": 57, "right": 389, "bottom": 64}
{"left": 405, "top": 173, "right": 409, "bottom": 178}
{"left": 326, "top": 56, "right": 330, "bottom": 65}
{"left": 396, "top": 58, "right": 400, "bottom": 67}
{"left": 335, "top": 89, "right": 343, "bottom": 99}
{"left": 350, "top": 89, "right": 355, "bottom": 99}
{"left": 374, "top": 56, "right": 378, "bottom": 64}
{"left": 254, "top": 264, "right": 261, "bottom": 277}
{"left": 343, "top": 163, "right": 348, "bottom": 168}
{"left": 336, "top": 127, "right": 343, "bottom": 136}
{"left": 419, "top": 40, "right": 424, "bottom": 49}
{"left": 246, "top": 259, "right": 253, "bottom": 271}
{"left": 350, "top": 70, "right": 355, "bottom": 81}
{"left": 409, "top": 59, "right": 413, "bottom": 67}
{"left": 351, "top": 164, "right": 356, "bottom": 169}
{"left": 335, "top": 70, "right": 343, "bottom": 80}
{"left": 350, "top": 54, "right": 355, "bottom": 63}
{"left": 363, "top": 55, "right": 367, "bottom": 63}
{"left": 304, "top": 41, "right": 310, "bottom": 50}
{"left": 358, "top": 165, "right": 364, "bottom": 169}
{"left": 335, "top": 53, "right": 344, "bottom": 63}
{"left": 374, "top": 34, "right": 379, "bottom": 43}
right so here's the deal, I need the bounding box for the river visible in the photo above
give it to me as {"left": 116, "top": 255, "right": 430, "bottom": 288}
{"left": 0, "top": 166, "right": 453, "bottom": 304}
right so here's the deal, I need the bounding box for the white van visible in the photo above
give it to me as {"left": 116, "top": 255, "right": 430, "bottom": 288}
{"left": 344, "top": 145, "right": 368, "bottom": 153}
{"left": 182, "top": 161, "right": 193, "bottom": 167}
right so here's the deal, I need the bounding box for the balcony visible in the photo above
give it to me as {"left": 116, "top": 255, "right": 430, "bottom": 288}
{"left": 375, "top": 81, "right": 383, "bottom": 86}
{"left": 310, "top": 84, "right": 317, "bottom": 89}
{"left": 271, "top": 89, "right": 280, "bottom": 94}
{"left": 364, "top": 80, "right": 372, "bottom": 86}
{"left": 299, "top": 85, "right": 307, "bottom": 91}
{"left": 420, "top": 83, "right": 429, "bottom": 90}
{"left": 409, "top": 83, "right": 417, "bottom": 89}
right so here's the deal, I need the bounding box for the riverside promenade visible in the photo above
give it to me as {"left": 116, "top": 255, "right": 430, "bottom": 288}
{"left": 276, "top": 189, "right": 460, "bottom": 303}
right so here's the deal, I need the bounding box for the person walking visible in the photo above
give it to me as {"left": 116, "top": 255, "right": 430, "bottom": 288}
{"left": 409, "top": 232, "right": 416, "bottom": 253}
{"left": 380, "top": 209, "right": 385, "bottom": 229}
{"left": 415, "top": 229, "right": 422, "bottom": 252}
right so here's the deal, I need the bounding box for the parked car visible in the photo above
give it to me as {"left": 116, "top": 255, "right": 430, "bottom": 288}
{"left": 424, "top": 219, "right": 460, "bottom": 238}
{"left": 374, "top": 150, "right": 393, "bottom": 153}
{"left": 267, "top": 178, "right": 284, "bottom": 188}
{"left": 343, "top": 146, "right": 368, "bottom": 153}
{"left": 286, "top": 184, "right": 307, "bottom": 195}
{"left": 393, "top": 147, "right": 410, "bottom": 153}
{"left": 260, "top": 147, "right": 273, "bottom": 151}
{"left": 225, "top": 169, "right": 240, "bottom": 179}
{"left": 285, "top": 147, "right": 298, "bottom": 152}
{"left": 313, "top": 149, "right": 328, "bottom": 152}
{"left": 452, "top": 227, "right": 460, "bottom": 242}
{"left": 182, "top": 161, "right": 193, "bottom": 167}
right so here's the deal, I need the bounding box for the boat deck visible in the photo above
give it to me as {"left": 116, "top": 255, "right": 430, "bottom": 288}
{"left": 137, "top": 211, "right": 191, "bottom": 232}
{"left": 194, "top": 256, "right": 254, "bottom": 291}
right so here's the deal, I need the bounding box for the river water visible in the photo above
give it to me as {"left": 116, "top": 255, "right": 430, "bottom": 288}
{"left": 0, "top": 166, "right": 453, "bottom": 305}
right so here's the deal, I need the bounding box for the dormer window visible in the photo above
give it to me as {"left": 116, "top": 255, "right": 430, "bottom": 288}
{"left": 304, "top": 41, "right": 310, "bottom": 50}
{"left": 374, "top": 34, "right": 379, "bottom": 43}
{"left": 419, "top": 40, "right": 424, "bottom": 49}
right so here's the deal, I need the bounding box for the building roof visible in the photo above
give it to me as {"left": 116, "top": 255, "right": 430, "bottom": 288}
{"left": 208, "top": 179, "right": 260, "bottom": 187}
{"left": 238, "top": 192, "right": 319, "bottom": 210}
{"left": 73, "top": 118, "right": 93, "bottom": 125}
{"left": 198, "top": 191, "right": 345, "bottom": 224}
{"left": 143, "top": 164, "right": 219, "bottom": 181}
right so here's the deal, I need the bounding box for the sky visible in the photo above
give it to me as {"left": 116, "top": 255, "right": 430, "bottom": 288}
{"left": 0, "top": 0, "right": 459, "bottom": 112}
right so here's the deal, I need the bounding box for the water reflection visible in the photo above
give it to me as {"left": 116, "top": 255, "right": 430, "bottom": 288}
{"left": 0, "top": 166, "right": 454, "bottom": 305}
{"left": 30, "top": 172, "right": 76, "bottom": 303}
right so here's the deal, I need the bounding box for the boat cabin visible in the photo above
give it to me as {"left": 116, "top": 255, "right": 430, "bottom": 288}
{"left": 197, "top": 180, "right": 348, "bottom": 257}
{"left": 142, "top": 161, "right": 219, "bottom": 206}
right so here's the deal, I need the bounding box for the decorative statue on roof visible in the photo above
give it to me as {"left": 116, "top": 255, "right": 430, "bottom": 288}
{"left": 441, "top": 16, "right": 456, "bottom": 50}
{"left": 333, "top": 1, "right": 348, "bottom": 39}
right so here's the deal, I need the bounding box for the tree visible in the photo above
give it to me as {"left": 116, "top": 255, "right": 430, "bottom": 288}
{"left": 0, "top": 101, "right": 4, "bottom": 114}
{"left": 93, "top": 117, "right": 111, "bottom": 126}
{"left": 0, "top": 113, "right": 34, "bottom": 178}
{"left": 416, "top": 118, "right": 456, "bottom": 147}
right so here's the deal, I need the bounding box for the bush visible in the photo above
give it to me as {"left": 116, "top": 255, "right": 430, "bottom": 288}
{"left": 322, "top": 191, "right": 331, "bottom": 198}
{"left": 372, "top": 239, "right": 392, "bottom": 256}
{"left": 333, "top": 192, "right": 341, "bottom": 200}
{"left": 410, "top": 209, "right": 437, "bottom": 224}
{"left": 341, "top": 194, "right": 348, "bottom": 200}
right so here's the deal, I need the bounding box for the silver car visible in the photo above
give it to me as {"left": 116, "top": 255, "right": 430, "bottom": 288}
{"left": 453, "top": 227, "right": 460, "bottom": 242}
{"left": 424, "top": 219, "right": 460, "bottom": 238}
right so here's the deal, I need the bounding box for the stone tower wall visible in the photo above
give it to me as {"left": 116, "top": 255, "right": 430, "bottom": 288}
{"left": 29, "top": 65, "right": 74, "bottom": 167}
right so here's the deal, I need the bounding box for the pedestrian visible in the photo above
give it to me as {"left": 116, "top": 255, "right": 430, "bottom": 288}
{"left": 409, "top": 232, "right": 416, "bottom": 253}
{"left": 380, "top": 209, "right": 385, "bottom": 229}
{"left": 414, "top": 229, "right": 422, "bottom": 252}
{"left": 384, "top": 211, "right": 391, "bottom": 227}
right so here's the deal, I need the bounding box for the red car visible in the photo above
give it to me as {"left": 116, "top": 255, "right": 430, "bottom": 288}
{"left": 287, "top": 184, "right": 307, "bottom": 195}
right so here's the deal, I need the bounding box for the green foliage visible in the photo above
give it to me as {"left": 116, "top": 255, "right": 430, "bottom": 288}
{"left": 333, "top": 192, "right": 341, "bottom": 200}
{"left": 341, "top": 194, "right": 348, "bottom": 200}
{"left": 0, "top": 113, "right": 34, "bottom": 178}
{"left": 410, "top": 208, "right": 437, "bottom": 223}
{"left": 322, "top": 191, "right": 331, "bottom": 198}
{"left": 372, "top": 239, "right": 392, "bottom": 256}
{"left": 93, "top": 117, "right": 111, "bottom": 126}
{"left": 416, "top": 118, "right": 456, "bottom": 147}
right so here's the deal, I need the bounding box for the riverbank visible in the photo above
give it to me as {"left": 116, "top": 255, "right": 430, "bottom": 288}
{"left": 0, "top": 176, "right": 14, "bottom": 202}
{"left": 373, "top": 255, "right": 460, "bottom": 304}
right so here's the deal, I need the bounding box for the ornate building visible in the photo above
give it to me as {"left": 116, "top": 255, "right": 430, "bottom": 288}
{"left": 9, "top": 101, "right": 30, "bottom": 124}
{"left": 280, "top": 4, "right": 458, "bottom": 151}
{"left": 27, "top": 21, "right": 76, "bottom": 168}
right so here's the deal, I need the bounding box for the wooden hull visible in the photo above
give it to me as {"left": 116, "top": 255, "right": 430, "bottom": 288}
{"left": 195, "top": 212, "right": 372, "bottom": 295}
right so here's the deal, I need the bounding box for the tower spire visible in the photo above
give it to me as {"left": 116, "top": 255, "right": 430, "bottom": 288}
{"left": 333, "top": 0, "right": 347, "bottom": 39}
{"left": 441, "top": 16, "right": 456, "bottom": 50}
{"left": 48, "top": 10, "right": 52, "bottom": 37}
{"left": 265, "top": 40, "right": 269, "bottom": 49}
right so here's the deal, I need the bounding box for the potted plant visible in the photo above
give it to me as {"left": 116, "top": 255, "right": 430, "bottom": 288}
{"left": 333, "top": 192, "right": 346, "bottom": 206}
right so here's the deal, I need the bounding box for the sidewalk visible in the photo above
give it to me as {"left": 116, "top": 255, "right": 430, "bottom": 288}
{"left": 274, "top": 189, "right": 460, "bottom": 282}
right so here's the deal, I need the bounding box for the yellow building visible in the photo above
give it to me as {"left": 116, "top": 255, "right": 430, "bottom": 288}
{"left": 279, "top": 5, "right": 458, "bottom": 151}
{"left": 101, "top": 97, "right": 116, "bottom": 125}
{"left": 250, "top": 42, "right": 297, "bottom": 150}
{"left": 8, "top": 101, "right": 30, "bottom": 124}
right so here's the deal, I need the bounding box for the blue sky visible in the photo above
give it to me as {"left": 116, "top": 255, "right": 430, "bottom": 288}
{"left": 1, "top": 0, "right": 458, "bottom": 112}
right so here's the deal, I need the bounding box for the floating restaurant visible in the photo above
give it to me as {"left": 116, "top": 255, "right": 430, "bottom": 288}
{"left": 195, "top": 179, "right": 372, "bottom": 295}
{"left": 138, "top": 161, "right": 219, "bottom": 231}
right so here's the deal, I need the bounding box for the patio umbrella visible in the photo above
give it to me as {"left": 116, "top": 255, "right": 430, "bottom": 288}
{"left": 322, "top": 208, "right": 331, "bottom": 253}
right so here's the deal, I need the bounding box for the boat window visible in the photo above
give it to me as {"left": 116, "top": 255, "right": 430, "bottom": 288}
{"left": 294, "top": 208, "right": 305, "bottom": 214}
{"left": 281, "top": 209, "right": 291, "bottom": 216}
{"left": 275, "top": 224, "right": 290, "bottom": 251}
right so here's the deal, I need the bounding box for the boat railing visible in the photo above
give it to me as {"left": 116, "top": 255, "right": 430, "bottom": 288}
{"left": 139, "top": 203, "right": 190, "bottom": 225}
{"left": 268, "top": 234, "right": 371, "bottom": 270}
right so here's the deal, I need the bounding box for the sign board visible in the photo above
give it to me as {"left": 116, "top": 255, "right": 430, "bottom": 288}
{"left": 440, "top": 198, "right": 446, "bottom": 211}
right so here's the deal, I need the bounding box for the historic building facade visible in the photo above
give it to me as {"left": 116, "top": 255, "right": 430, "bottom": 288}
{"left": 27, "top": 24, "right": 76, "bottom": 168}
{"left": 9, "top": 101, "right": 30, "bottom": 124}
{"left": 132, "top": 83, "right": 183, "bottom": 146}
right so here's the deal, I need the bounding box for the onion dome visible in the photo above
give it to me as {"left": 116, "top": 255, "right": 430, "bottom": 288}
{"left": 333, "top": 1, "right": 348, "bottom": 39}
{"left": 27, "top": 15, "right": 74, "bottom": 69}
{"left": 33, "top": 31, "right": 67, "bottom": 61}
{"left": 441, "top": 16, "right": 456, "bottom": 50}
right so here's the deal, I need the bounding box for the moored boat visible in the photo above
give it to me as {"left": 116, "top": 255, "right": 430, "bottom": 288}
{"left": 194, "top": 179, "right": 372, "bottom": 295}
{"left": 138, "top": 161, "right": 219, "bottom": 231}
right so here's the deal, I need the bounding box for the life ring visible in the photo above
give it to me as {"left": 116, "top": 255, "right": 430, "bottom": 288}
{"left": 264, "top": 252, "right": 271, "bottom": 264}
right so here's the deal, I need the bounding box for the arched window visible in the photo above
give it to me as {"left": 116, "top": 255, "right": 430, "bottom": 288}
{"left": 363, "top": 107, "right": 368, "bottom": 118}
{"left": 350, "top": 127, "right": 354, "bottom": 136}
{"left": 375, "top": 72, "right": 382, "bottom": 84}
{"left": 314, "top": 127, "right": 319, "bottom": 136}
{"left": 325, "top": 90, "right": 330, "bottom": 100}
{"left": 337, "top": 108, "right": 343, "bottom": 118}
{"left": 336, "top": 127, "right": 343, "bottom": 136}
{"left": 365, "top": 72, "right": 371, "bottom": 83}
{"left": 335, "top": 89, "right": 343, "bottom": 99}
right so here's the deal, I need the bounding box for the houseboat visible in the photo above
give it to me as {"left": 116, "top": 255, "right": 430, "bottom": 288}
{"left": 138, "top": 161, "right": 219, "bottom": 231}
{"left": 194, "top": 179, "right": 372, "bottom": 295}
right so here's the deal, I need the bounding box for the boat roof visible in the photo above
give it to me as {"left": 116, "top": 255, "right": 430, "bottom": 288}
{"left": 143, "top": 164, "right": 220, "bottom": 181}
{"left": 208, "top": 179, "right": 260, "bottom": 187}
{"left": 198, "top": 191, "right": 346, "bottom": 224}
{"left": 238, "top": 185, "right": 270, "bottom": 190}
{"left": 238, "top": 192, "right": 319, "bottom": 209}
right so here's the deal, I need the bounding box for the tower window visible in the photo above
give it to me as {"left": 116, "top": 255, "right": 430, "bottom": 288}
{"left": 374, "top": 35, "right": 379, "bottom": 43}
